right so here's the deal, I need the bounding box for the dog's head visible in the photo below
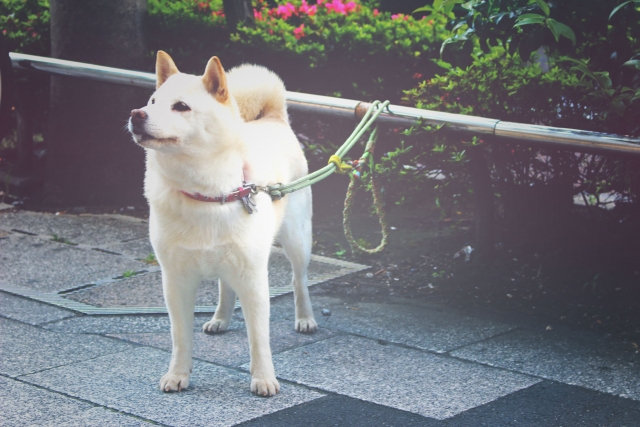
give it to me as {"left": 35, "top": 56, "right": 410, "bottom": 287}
{"left": 128, "top": 51, "right": 238, "bottom": 154}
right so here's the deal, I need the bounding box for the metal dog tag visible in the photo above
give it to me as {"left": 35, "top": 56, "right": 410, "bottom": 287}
{"left": 240, "top": 193, "right": 257, "bottom": 214}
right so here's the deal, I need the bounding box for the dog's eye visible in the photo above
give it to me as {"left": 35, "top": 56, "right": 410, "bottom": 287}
{"left": 151, "top": 98, "right": 155, "bottom": 104}
{"left": 172, "top": 102, "right": 191, "bottom": 112}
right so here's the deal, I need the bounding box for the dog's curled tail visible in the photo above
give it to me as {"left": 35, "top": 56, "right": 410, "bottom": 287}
{"left": 227, "top": 64, "right": 288, "bottom": 123}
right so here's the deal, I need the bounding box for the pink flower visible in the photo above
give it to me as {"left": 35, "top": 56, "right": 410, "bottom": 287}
{"left": 391, "top": 13, "right": 401, "bottom": 20}
{"left": 324, "top": 0, "right": 355, "bottom": 15}
{"left": 276, "top": 3, "right": 296, "bottom": 19}
{"left": 299, "top": 0, "right": 317, "bottom": 16}
{"left": 373, "top": 8, "right": 379, "bottom": 16}
{"left": 293, "top": 24, "right": 305, "bottom": 39}
{"left": 253, "top": 8, "right": 263, "bottom": 20}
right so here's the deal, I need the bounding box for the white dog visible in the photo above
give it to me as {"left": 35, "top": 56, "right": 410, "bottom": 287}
{"left": 128, "top": 51, "right": 316, "bottom": 396}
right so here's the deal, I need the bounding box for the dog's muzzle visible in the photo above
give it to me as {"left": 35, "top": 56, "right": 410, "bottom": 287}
{"left": 130, "top": 109, "right": 148, "bottom": 136}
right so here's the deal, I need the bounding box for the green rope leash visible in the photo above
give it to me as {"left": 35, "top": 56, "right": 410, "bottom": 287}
{"left": 262, "top": 100, "right": 391, "bottom": 254}
{"left": 342, "top": 126, "right": 389, "bottom": 254}
{"left": 265, "top": 100, "right": 391, "bottom": 199}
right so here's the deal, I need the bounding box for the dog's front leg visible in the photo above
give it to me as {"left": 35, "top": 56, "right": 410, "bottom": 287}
{"left": 235, "top": 268, "right": 280, "bottom": 396}
{"left": 160, "top": 268, "right": 199, "bottom": 392}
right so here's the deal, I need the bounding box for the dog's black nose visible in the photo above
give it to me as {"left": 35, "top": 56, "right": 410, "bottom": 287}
{"left": 131, "top": 109, "right": 147, "bottom": 124}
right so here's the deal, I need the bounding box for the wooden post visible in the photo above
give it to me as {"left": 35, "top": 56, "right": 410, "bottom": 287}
{"left": 47, "top": 0, "right": 149, "bottom": 205}
{"left": 223, "top": 0, "right": 254, "bottom": 29}
{"left": 468, "top": 147, "right": 495, "bottom": 263}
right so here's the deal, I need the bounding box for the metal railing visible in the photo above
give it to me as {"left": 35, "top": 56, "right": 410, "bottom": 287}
{"left": 11, "top": 52, "right": 640, "bottom": 156}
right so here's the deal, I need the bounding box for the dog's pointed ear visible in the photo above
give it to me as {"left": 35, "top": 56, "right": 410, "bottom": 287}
{"left": 156, "top": 51, "right": 179, "bottom": 89}
{"left": 202, "top": 56, "right": 228, "bottom": 103}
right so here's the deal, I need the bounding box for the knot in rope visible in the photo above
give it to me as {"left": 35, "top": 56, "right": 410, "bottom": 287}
{"left": 328, "top": 155, "right": 352, "bottom": 174}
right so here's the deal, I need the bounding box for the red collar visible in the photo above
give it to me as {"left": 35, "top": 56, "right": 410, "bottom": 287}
{"left": 180, "top": 185, "right": 253, "bottom": 203}
{"left": 180, "top": 183, "right": 258, "bottom": 214}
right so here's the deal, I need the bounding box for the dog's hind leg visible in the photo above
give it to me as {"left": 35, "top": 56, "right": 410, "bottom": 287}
{"left": 203, "top": 279, "right": 236, "bottom": 334}
{"left": 159, "top": 266, "right": 200, "bottom": 392}
{"left": 280, "top": 187, "right": 317, "bottom": 333}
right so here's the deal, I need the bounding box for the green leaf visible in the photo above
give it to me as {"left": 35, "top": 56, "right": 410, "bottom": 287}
{"left": 518, "top": 13, "right": 546, "bottom": 20}
{"left": 609, "top": 1, "right": 633, "bottom": 20}
{"left": 440, "top": 0, "right": 466, "bottom": 14}
{"left": 452, "top": 20, "right": 467, "bottom": 32}
{"left": 412, "top": 5, "right": 433, "bottom": 14}
{"left": 594, "top": 71, "right": 612, "bottom": 90}
{"left": 534, "top": 0, "right": 550, "bottom": 17}
{"left": 623, "top": 59, "right": 640, "bottom": 70}
{"left": 611, "top": 96, "right": 627, "bottom": 116}
{"left": 434, "top": 59, "right": 453, "bottom": 69}
{"left": 514, "top": 14, "right": 545, "bottom": 27}
{"left": 557, "top": 21, "right": 576, "bottom": 44}
{"left": 546, "top": 18, "right": 575, "bottom": 44}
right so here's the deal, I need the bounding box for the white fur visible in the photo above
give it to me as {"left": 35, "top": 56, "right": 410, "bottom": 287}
{"left": 128, "top": 55, "right": 316, "bottom": 396}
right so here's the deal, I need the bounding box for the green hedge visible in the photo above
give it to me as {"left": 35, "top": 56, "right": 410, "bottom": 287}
{"left": 1, "top": 0, "right": 50, "bottom": 56}
{"left": 146, "top": 0, "right": 449, "bottom": 101}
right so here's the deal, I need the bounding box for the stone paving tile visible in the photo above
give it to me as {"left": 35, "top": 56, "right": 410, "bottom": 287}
{"left": 0, "top": 235, "right": 148, "bottom": 292}
{"left": 64, "top": 273, "right": 237, "bottom": 309}
{"left": 0, "top": 291, "right": 76, "bottom": 325}
{"left": 301, "top": 295, "right": 514, "bottom": 353}
{"left": 43, "top": 312, "right": 251, "bottom": 334}
{"left": 0, "top": 211, "right": 148, "bottom": 245}
{"left": 0, "top": 317, "right": 134, "bottom": 377}
{"left": 22, "top": 346, "right": 325, "bottom": 427}
{"left": 0, "top": 376, "right": 152, "bottom": 427}
{"left": 44, "top": 313, "right": 188, "bottom": 334}
{"left": 451, "top": 328, "right": 640, "bottom": 401}
{"left": 263, "top": 335, "right": 540, "bottom": 420}
{"left": 102, "top": 236, "right": 154, "bottom": 259}
{"left": 110, "top": 319, "right": 338, "bottom": 368}
{"left": 65, "top": 252, "right": 343, "bottom": 309}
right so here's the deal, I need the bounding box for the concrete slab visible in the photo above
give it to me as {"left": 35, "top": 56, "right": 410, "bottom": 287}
{"left": 65, "top": 251, "right": 344, "bottom": 308}
{"left": 110, "top": 319, "right": 338, "bottom": 368}
{"left": 264, "top": 335, "right": 540, "bottom": 420}
{"left": 0, "top": 317, "right": 133, "bottom": 377}
{"left": 238, "top": 394, "right": 438, "bottom": 427}
{"left": 443, "top": 380, "right": 640, "bottom": 427}
{"left": 0, "top": 291, "right": 76, "bottom": 325}
{"left": 22, "top": 346, "right": 324, "bottom": 427}
{"left": 451, "top": 328, "right": 640, "bottom": 400}
{"left": 0, "top": 234, "right": 148, "bottom": 292}
{"left": 0, "top": 211, "right": 148, "bottom": 246}
{"left": 0, "top": 376, "right": 152, "bottom": 427}
{"left": 303, "top": 295, "right": 514, "bottom": 353}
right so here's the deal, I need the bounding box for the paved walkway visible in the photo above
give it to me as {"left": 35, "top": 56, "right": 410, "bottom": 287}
{"left": 1, "top": 210, "right": 639, "bottom": 426}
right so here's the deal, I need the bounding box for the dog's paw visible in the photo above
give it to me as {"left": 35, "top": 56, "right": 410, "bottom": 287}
{"left": 160, "top": 372, "right": 190, "bottom": 392}
{"left": 295, "top": 317, "right": 318, "bottom": 334}
{"left": 203, "top": 318, "right": 229, "bottom": 334}
{"left": 251, "top": 376, "right": 280, "bottom": 397}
